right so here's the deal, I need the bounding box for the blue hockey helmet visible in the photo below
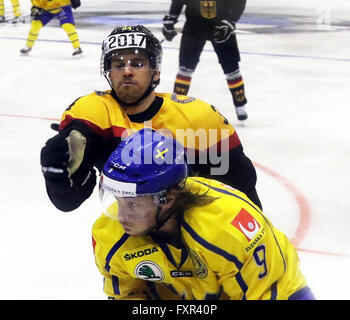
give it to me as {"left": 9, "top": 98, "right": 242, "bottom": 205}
{"left": 100, "top": 128, "right": 188, "bottom": 200}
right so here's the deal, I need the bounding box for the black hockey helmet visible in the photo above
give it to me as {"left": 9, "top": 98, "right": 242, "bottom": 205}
{"left": 100, "top": 25, "right": 163, "bottom": 75}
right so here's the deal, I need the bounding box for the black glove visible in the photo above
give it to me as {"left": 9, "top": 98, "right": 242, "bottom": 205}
{"left": 162, "top": 15, "right": 178, "bottom": 41}
{"left": 213, "top": 20, "right": 236, "bottom": 43}
{"left": 41, "top": 121, "right": 96, "bottom": 190}
{"left": 71, "top": 0, "right": 81, "bottom": 9}
{"left": 30, "top": 6, "right": 44, "bottom": 19}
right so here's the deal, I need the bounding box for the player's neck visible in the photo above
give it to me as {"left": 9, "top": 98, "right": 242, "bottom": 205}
{"left": 124, "top": 91, "right": 156, "bottom": 115}
{"left": 155, "top": 216, "right": 182, "bottom": 248}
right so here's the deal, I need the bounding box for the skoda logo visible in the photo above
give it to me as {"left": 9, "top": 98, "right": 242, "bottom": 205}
{"left": 135, "top": 261, "right": 164, "bottom": 281}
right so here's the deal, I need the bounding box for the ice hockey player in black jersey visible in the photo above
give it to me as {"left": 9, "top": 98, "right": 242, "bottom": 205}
{"left": 162, "top": 0, "right": 248, "bottom": 121}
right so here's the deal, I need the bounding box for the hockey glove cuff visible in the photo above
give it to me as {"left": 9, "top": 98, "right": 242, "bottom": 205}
{"left": 71, "top": 0, "right": 81, "bottom": 9}
{"left": 162, "top": 15, "right": 178, "bottom": 41}
{"left": 41, "top": 121, "right": 96, "bottom": 187}
{"left": 30, "top": 6, "right": 45, "bottom": 20}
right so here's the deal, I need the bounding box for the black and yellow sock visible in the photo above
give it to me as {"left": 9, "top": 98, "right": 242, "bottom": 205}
{"left": 174, "top": 73, "right": 192, "bottom": 95}
{"left": 226, "top": 70, "right": 247, "bottom": 107}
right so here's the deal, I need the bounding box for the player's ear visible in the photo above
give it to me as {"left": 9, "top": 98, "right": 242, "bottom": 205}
{"left": 153, "top": 70, "right": 160, "bottom": 82}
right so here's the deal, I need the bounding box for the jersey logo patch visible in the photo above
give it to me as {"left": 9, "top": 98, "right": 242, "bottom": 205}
{"left": 170, "top": 93, "right": 195, "bottom": 104}
{"left": 170, "top": 270, "right": 193, "bottom": 278}
{"left": 200, "top": 1, "right": 217, "bottom": 19}
{"left": 231, "top": 208, "right": 261, "bottom": 241}
{"left": 135, "top": 261, "right": 164, "bottom": 281}
{"left": 189, "top": 250, "right": 208, "bottom": 279}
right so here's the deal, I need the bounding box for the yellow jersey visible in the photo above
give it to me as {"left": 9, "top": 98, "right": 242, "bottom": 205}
{"left": 32, "top": 0, "right": 71, "bottom": 12}
{"left": 92, "top": 177, "right": 308, "bottom": 300}
{"left": 52, "top": 90, "right": 261, "bottom": 212}
{"left": 60, "top": 91, "right": 239, "bottom": 153}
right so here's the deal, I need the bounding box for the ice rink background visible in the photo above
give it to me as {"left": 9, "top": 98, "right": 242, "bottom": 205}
{"left": 0, "top": 0, "right": 349, "bottom": 299}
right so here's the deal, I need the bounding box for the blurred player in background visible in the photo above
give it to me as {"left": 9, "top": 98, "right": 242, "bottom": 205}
{"left": 0, "top": 0, "right": 23, "bottom": 23}
{"left": 19, "top": 0, "right": 82, "bottom": 57}
{"left": 92, "top": 128, "right": 314, "bottom": 300}
{"left": 162, "top": 0, "right": 249, "bottom": 121}
{"left": 40, "top": 25, "right": 262, "bottom": 215}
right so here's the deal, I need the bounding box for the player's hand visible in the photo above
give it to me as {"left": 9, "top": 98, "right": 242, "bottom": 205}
{"left": 162, "top": 15, "right": 178, "bottom": 41}
{"left": 30, "top": 6, "right": 44, "bottom": 19}
{"left": 213, "top": 20, "right": 236, "bottom": 43}
{"left": 71, "top": 0, "right": 81, "bottom": 9}
{"left": 40, "top": 122, "right": 96, "bottom": 189}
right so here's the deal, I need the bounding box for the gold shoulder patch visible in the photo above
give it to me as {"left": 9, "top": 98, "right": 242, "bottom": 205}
{"left": 170, "top": 93, "right": 196, "bottom": 104}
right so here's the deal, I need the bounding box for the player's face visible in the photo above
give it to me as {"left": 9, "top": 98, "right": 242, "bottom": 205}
{"left": 116, "top": 196, "right": 157, "bottom": 236}
{"left": 109, "top": 52, "right": 158, "bottom": 104}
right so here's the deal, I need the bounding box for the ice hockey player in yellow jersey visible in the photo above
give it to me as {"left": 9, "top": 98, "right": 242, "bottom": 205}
{"left": 19, "top": 0, "right": 82, "bottom": 57}
{"left": 0, "top": 0, "right": 22, "bottom": 24}
{"left": 92, "top": 128, "right": 315, "bottom": 300}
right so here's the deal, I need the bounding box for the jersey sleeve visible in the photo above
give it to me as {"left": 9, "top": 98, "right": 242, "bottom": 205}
{"left": 44, "top": 93, "right": 117, "bottom": 212}
{"left": 210, "top": 207, "right": 292, "bottom": 300}
{"left": 164, "top": 95, "right": 261, "bottom": 209}
{"left": 59, "top": 93, "right": 114, "bottom": 138}
{"left": 94, "top": 257, "right": 153, "bottom": 300}
{"left": 171, "top": 98, "right": 241, "bottom": 153}
{"left": 197, "top": 103, "right": 240, "bottom": 152}
{"left": 92, "top": 219, "right": 153, "bottom": 300}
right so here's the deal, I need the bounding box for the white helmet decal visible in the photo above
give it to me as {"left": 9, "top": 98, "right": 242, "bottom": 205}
{"left": 102, "top": 32, "right": 147, "bottom": 54}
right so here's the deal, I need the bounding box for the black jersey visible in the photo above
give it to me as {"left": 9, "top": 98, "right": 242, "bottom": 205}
{"left": 169, "top": 0, "right": 246, "bottom": 37}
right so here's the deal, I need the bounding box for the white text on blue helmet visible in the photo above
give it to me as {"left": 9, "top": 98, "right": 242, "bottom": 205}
{"left": 101, "top": 173, "right": 138, "bottom": 197}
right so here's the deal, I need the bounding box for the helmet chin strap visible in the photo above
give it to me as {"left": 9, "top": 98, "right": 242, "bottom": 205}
{"left": 142, "top": 193, "right": 172, "bottom": 234}
{"left": 105, "top": 71, "right": 159, "bottom": 108}
{"left": 149, "top": 204, "right": 173, "bottom": 234}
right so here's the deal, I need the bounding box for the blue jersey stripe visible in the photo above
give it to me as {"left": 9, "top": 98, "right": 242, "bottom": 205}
{"left": 270, "top": 281, "right": 278, "bottom": 300}
{"left": 192, "top": 179, "right": 261, "bottom": 213}
{"left": 181, "top": 220, "right": 243, "bottom": 270}
{"left": 111, "top": 275, "right": 120, "bottom": 295}
{"left": 105, "top": 233, "right": 130, "bottom": 272}
{"left": 235, "top": 272, "right": 248, "bottom": 300}
{"left": 288, "top": 286, "right": 315, "bottom": 300}
{"left": 183, "top": 219, "right": 249, "bottom": 298}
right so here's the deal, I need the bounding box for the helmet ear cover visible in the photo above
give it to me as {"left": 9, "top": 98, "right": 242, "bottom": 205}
{"left": 154, "top": 191, "right": 172, "bottom": 207}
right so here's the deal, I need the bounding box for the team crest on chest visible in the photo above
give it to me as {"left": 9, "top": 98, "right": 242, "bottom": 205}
{"left": 190, "top": 250, "right": 208, "bottom": 279}
{"left": 135, "top": 261, "right": 164, "bottom": 281}
{"left": 200, "top": 1, "right": 217, "bottom": 19}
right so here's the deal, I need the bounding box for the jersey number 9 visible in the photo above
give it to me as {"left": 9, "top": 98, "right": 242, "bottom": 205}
{"left": 253, "top": 245, "right": 268, "bottom": 279}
